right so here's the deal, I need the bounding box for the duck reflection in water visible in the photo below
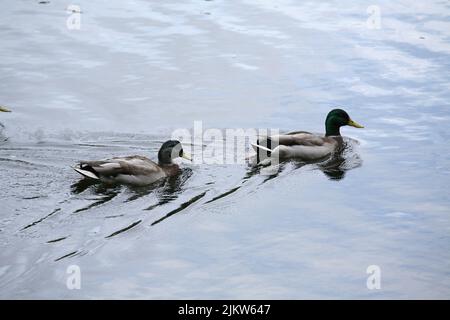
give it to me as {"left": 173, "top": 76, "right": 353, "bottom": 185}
{"left": 247, "top": 137, "right": 362, "bottom": 182}
{"left": 70, "top": 167, "right": 193, "bottom": 212}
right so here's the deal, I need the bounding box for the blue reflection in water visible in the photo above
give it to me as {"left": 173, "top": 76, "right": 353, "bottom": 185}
{"left": 0, "top": 0, "right": 449, "bottom": 299}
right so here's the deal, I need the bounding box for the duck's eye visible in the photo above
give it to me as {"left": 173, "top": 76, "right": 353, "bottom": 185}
{"left": 179, "top": 149, "right": 183, "bottom": 157}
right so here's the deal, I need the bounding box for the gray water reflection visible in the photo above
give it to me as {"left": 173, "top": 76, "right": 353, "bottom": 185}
{"left": 1, "top": 0, "right": 450, "bottom": 298}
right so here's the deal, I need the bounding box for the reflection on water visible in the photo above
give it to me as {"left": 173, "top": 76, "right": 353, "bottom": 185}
{"left": 151, "top": 191, "right": 207, "bottom": 226}
{"left": 1, "top": 0, "right": 450, "bottom": 299}
{"left": 144, "top": 168, "right": 194, "bottom": 209}
{"left": 0, "top": 124, "right": 7, "bottom": 143}
{"left": 249, "top": 137, "right": 362, "bottom": 181}
{"left": 71, "top": 166, "right": 195, "bottom": 217}
{"left": 316, "top": 139, "right": 363, "bottom": 180}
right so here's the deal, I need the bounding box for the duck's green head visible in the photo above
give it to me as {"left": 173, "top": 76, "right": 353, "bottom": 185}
{"left": 325, "top": 109, "right": 364, "bottom": 136}
{"left": 0, "top": 106, "right": 11, "bottom": 112}
{"left": 158, "top": 140, "right": 192, "bottom": 165}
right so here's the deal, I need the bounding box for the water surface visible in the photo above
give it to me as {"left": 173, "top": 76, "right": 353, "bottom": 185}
{"left": 1, "top": 0, "right": 450, "bottom": 299}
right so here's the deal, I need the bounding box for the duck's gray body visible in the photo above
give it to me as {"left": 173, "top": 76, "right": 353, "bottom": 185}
{"left": 73, "top": 140, "right": 190, "bottom": 186}
{"left": 251, "top": 109, "right": 363, "bottom": 165}
{"left": 74, "top": 155, "right": 179, "bottom": 186}
{"left": 252, "top": 131, "right": 342, "bottom": 165}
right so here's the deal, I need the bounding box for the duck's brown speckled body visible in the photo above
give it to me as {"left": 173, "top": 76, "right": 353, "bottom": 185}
{"left": 74, "top": 140, "right": 191, "bottom": 186}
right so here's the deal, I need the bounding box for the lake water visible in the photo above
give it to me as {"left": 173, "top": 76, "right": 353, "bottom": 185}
{"left": 1, "top": 0, "right": 449, "bottom": 299}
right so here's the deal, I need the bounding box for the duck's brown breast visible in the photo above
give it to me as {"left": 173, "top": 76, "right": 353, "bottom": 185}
{"left": 161, "top": 164, "right": 181, "bottom": 177}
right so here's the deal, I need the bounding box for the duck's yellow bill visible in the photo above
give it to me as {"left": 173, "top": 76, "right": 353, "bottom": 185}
{"left": 348, "top": 119, "right": 364, "bottom": 128}
{"left": 181, "top": 152, "right": 192, "bottom": 161}
{"left": 0, "top": 106, "right": 11, "bottom": 112}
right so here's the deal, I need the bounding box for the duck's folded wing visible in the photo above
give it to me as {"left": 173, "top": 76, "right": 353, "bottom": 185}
{"left": 283, "top": 130, "right": 312, "bottom": 135}
{"left": 256, "top": 133, "right": 326, "bottom": 149}
{"left": 280, "top": 133, "right": 326, "bottom": 146}
{"left": 79, "top": 156, "right": 161, "bottom": 177}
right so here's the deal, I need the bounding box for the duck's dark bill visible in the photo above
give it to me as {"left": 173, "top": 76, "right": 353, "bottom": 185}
{"left": 0, "top": 106, "right": 11, "bottom": 112}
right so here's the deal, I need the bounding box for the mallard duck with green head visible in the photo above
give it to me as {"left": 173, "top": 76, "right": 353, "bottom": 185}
{"left": 252, "top": 109, "right": 364, "bottom": 164}
{"left": 73, "top": 140, "right": 191, "bottom": 186}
